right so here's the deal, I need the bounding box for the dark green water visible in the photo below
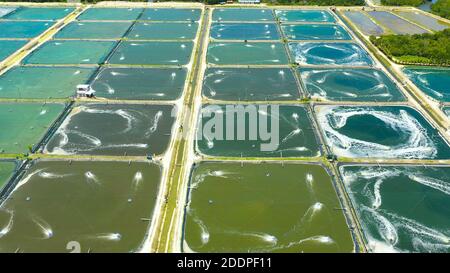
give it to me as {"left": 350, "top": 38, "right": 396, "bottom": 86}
{"left": 55, "top": 22, "right": 133, "bottom": 40}
{"left": 404, "top": 67, "right": 450, "bottom": 102}
{"left": 127, "top": 22, "right": 198, "bottom": 40}
{"left": 0, "top": 161, "right": 15, "bottom": 190}
{"left": 213, "top": 8, "right": 274, "bottom": 22}
{"left": 0, "top": 21, "right": 54, "bottom": 39}
{"left": 78, "top": 8, "right": 143, "bottom": 21}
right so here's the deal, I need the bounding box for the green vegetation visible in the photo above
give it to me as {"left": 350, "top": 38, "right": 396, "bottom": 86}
{"left": 264, "top": 0, "right": 364, "bottom": 5}
{"left": 371, "top": 29, "right": 450, "bottom": 65}
{"left": 380, "top": 0, "right": 423, "bottom": 6}
{"left": 432, "top": 0, "right": 450, "bottom": 20}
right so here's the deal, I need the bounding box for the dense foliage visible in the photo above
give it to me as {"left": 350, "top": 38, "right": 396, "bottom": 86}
{"left": 432, "top": 0, "right": 450, "bottom": 20}
{"left": 371, "top": 29, "right": 450, "bottom": 65}
{"left": 264, "top": 0, "right": 364, "bottom": 5}
{"left": 380, "top": 0, "right": 423, "bottom": 6}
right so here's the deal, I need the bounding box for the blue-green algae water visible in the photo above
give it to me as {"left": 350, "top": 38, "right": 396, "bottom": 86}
{"left": 77, "top": 8, "right": 143, "bottom": 21}
{"left": 203, "top": 68, "right": 300, "bottom": 101}
{"left": 340, "top": 165, "right": 450, "bottom": 253}
{"left": 139, "top": 8, "right": 201, "bottom": 21}
{"left": 404, "top": 67, "right": 450, "bottom": 102}
{"left": 289, "top": 42, "right": 373, "bottom": 66}
{"left": 196, "top": 105, "right": 320, "bottom": 157}
{"left": 316, "top": 106, "right": 450, "bottom": 159}
{"left": 395, "top": 11, "right": 449, "bottom": 32}
{"left": 211, "top": 23, "right": 280, "bottom": 40}
{"left": 213, "top": 8, "right": 274, "bottom": 22}
{"left": 367, "top": 11, "right": 429, "bottom": 35}
{"left": 0, "top": 66, "right": 95, "bottom": 99}
{"left": 299, "top": 68, "right": 405, "bottom": 102}
{"left": 281, "top": 24, "right": 351, "bottom": 41}
{"left": 0, "top": 160, "right": 162, "bottom": 253}
{"left": 3, "top": 7, "right": 73, "bottom": 20}
{"left": 184, "top": 162, "right": 354, "bottom": 253}
{"left": 91, "top": 67, "right": 187, "bottom": 100}
{"left": 55, "top": 21, "right": 132, "bottom": 40}
{"left": 0, "top": 161, "right": 15, "bottom": 190}
{"left": 207, "top": 42, "right": 289, "bottom": 65}
{"left": 0, "top": 102, "right": 65, "bottom": 154}
{"left": 0, "top": 21, "right": 53, "bottom": 39}
{"left": 23, "top": 40, "right": 116, "bottom": 65}
{"left": 343, "top": 11, "right": 385, "bottom": 36}
{"left": 127, "top": 22, "right": 198, "bottom": 40}
{"left": 108, "top": 41, "right": 193, "bottom": 65}
{"left": 0, "top": 40, "right": 27, "bottom": 62}
{"left": 275, "top": 9, "right": 335, "bottom": 23}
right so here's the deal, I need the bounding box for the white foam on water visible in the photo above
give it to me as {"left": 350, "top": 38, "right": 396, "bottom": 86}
{"left": 0, "top": 210, "right": 14, "bottom": 238}
{"left": 38, "top": 171, "right": 72, "bottom": 179}
{"left": 363, "top": 206, "right": 398, "bottom": 246}
{"left": 132, "top": 171, "right": 143, "bottom": 192}
{"left": 10, "top": 169, "right": 42, "bottom": 195}
{"left": 408, "top": 174, "right": 450, "bottom": 195}
{"left": 281, "top": 128, "right": 301, "bottom": 144}
{"left": 146, "top": 111, "right": 163, "bottom": 137}
{"left": 89, "top": 233, "right": 122, "bottom": 241}
{"left": 85, "top": 171, "right": 100, "bottom": 184}
{"left": 372, "top": 178, "right": 383, "bottom": 209}
{"left": 32, "top": 216, "right": 53, "bottom": 239}
{"left": 225, "top": 230, "right": 278, "bottom": 246}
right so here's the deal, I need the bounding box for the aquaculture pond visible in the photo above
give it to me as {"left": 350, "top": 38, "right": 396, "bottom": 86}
{"left": 213, "top": 8, "right": 274, "bottom": 22}
{"left": 139, "top": 8, "right": 201, "bottom": 21}
{"left": 3, "top": 7, "right": 73, "bottom": 20}
{"left": 23, "top": 40, "right": 116, "bottom": 65}
{"left": 299, "top": 68, "right": 405, "bottom": 102}
{"left": 0, "top": 102, "right": 65, "bottom": 154}
{"left": 77, "top": 8, "right": 143, "bottom": 21}
{"left": 203, "top": 68, "right": 300, "bottom": 101}
{"left": 0, "top": 7, "right": 16, "bottom": 18}
{"left": 91, "top": 67, "right": 187, "bottom": 101}
{"left": 0, "top": 40, "right": 27, "bottom": 62}
{"left": 127, "top": 22, "right": 198, "bottom": 40}
{"left": 55, "top": 21, "right": 133, "bottom": 40}
{"left": 0, "top": 160, "right": 162, "bottom": 253}
{"left": 289, "top": 42, "right": 373, "bottom": 66}
{"left": 343, "top": 11, "right": 385, "bottom": 36}
{"left": 367, "top": 11, "right": 429, "bottom": 35}
{"left": 395, "top": 11, "right": 449, "bottom": 32}
{"left": 316, "top": 106, "right": 450, "bottom": 159}
{"left": 184, "top": 162, "right": 354, "bottom": 253}
{"left": 45, "top": 104, "right": 175, "bottom": 156}
{"left": 0, "top": 66, "right": 95, "bottom": 99}
{"left": 108, "top": 41, "right": 193, "bottom": 65}
{"left": 404, "top": 67, "right": 450, "bottom": 102}
{"left": 340, "top": 165, "right": 450, "bottom": 253}
{"left": 0, "top": 161, "right": 15, "bottom": 190}
{"left": 207, "top": 42, "right": 289, "bottom": 65}
{"left": 196, "top": 105, "right": 320, "bottom": 157}
{"left": 281, "top": 24, "right": 351, "bottom": 41}
{"left": 210, "top": 23, "right": 280, "bottom": 40}
{"left": 0, "top": 21, "right": 53, "bottom": 39}
{"left": 275, "top": 9, "right": 335, "bottom": 23}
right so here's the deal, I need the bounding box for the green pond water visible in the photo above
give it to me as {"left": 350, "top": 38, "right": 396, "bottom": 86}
{"left": 275, "top": 10, "right": 336, "bottom": 23}
{"left": 210, "top": 23, "right": 280, "bottom": 40}
{"left": 127, "top": 22, "right": 198, "bottom": 40}
{"left": 0, "top": 7, "right": 16, "bottom": 18}
{"left": 0, "top": 102, "right": 65, "bottom": 154}
{"left": 367, "top": 11, "right": 429, "bottom": 35}
{"left": 404, "top": 67, "right": 450, "bottom": 102}
{"left": 55, "top": 21, "right": 132, "bottom": 40}
{"left": 281, "top": 24, "right": 351, "bottom": 41}
{"left": 207, "top": 42, "right": 289, "bottom": 65}
{"left": 196, "top": 105, "right": 320, "bottom": 157}
{"left": 0, "top": 161, "right": 15, "bottom": 190}
{"left": 0, "top": 40, "right": 27, "bottom": 62}
{"left": 299, "top": 68, "right": 405, "bottom": 102}
{"left": 340, "top": 165, "right": 450, "bottom": 253}
{"left": 0, "top": 21, "right": 53, "bottom": 39}
{"left": 91, "top": 67, "right": 187, "bottom": 100}
{"left": 108, "top": 41, "right": 193, "bottom": 65}
{"left": 213, "top": 8, "right": 274, "bottom": 22}
{"left": 23, "top": 40, "right": 116, "bottom": 65}
{"left": 0, "top": 160, "right": 162, "bottom": 253}
{"left": 395, "top": 11, "right": 449, "bottom": 32}
{"left": 3, "top": 7, "right": 74, "bottom": 21}
{"left": 0, "top": 66, "right": 95, "bottom": 99}
{"left": 202, "top": 68, "right": 300, "bottom": 101}
{"left": 78, "top": 8, "right": 143, "bottom": 21}
{"left": 45, "top": 104, "right": 175, "bottom": 156}
{"left": 316, "top": 106, "right": 450, "bottom": 159}
{"left": 343, "top": 11, "right": 385, "bottom": 36}
{"left": 184, "top": 162, "right": 354, "bottom": 253}
{"left": 139, "top": 8, "right": 201, "bottom": 21}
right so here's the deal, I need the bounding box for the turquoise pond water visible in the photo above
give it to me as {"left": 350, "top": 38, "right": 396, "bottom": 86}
{"left": 213, "top": 8, "right": 274, "bottom": 22}
{"left": 275, "top": 9, "right": 335, "bottom": 22}
{"left": 139, "top": 8, "right": 201, "bottom": 21}
{"left": 108, "top": 41, "right": 193, "bottom": 65}
{"left": 0, "top": 66, "right": 95, "bottom": 99}
{"left": 55, "top": 21, "right": 132, "bottom": 40}
{"left": 340, "top": 165, "right": 450, "bottom": 253}
{"left": 91, "top": 67, "right": 187, "bottom": 100}
{"left": 207, "top": 42, "right": 289, "bottom": 65}
{"left": 299, "top": 68, "right": 405, "bottom": 102}
{"left": 343, "top": 11, "right": 385, "bottom": 36}
{"left": 367, "top": 11, "right": 429, "bottom": 35}
{"left": 3, "top": 7, "right": 73, "bottom": 20}
{"left": 404, "top": 67, "right": 450, "bottom": 102}
{"left": 23, "top": 40, "right": 116, "bottom": 65}
{"left": 0, "top": 21, "right": 53, "bottom": 39}
{"left": 0, "top": 40, "right": 27, "bottom": 62}
{"left": 203, "top": 68, "right": 300, "bottom": 101}
{"left": 316, "top": 106, "right": 450, "bottom": 159}
{"left": 289, "top": 42, "right": 373, "bottom": 66}
{"left": 281, "top": 24, "right": 351, "bottom": 41}
{"left": 0, "top": 7, "right": 16, "bottom": 18}
{"left": 77, "top": 8, "right": 143, "bottom": 21}
{"left": 127, "top": 22, "right": 198, "bottom": 40}
{"left": 211, "top": 23, "right": 280, "bottom": 40}
{"left": 395, "top": 11, "right": 449, "bottom": 32}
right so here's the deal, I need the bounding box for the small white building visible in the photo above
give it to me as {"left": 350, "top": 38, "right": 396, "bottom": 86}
{"left": 238, "top": 0, "right": 261, "bottom": 3}
{"left": 76, "top": 84, "right": 95, "bottom": 98}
